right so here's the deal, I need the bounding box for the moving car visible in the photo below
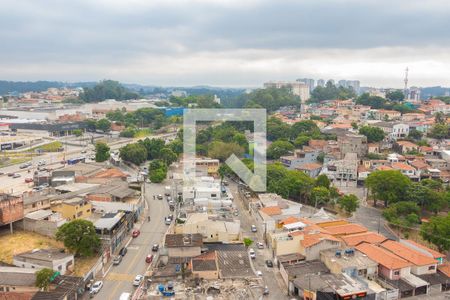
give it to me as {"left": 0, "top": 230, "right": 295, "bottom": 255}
{"left": 12, "top": 173, "right": 21, "bottom": 178}
{"left": 132, "top": 229, "right": 140, "bottom": 238}
{"left": 145, "top": 254, "right": 153, "bottom": 263}
{"left": 7, "top": 173, "right": 14, "bottom": 177}
{"left": 152, "top": 244, "right": 159, "bottom": 252}
{"left": 251, "top": 225, "right": 257, "bottom": 232}
{"left": 133, "top": 275, "right": 143, "bottom": 286}
{"left": 157, "top": 194, "right": 163, "bottom": 200}
{"left": 265, "top": 260, "right": 273, "bottom": 268}
{"left": 257, "top": 242, "right": 264, "bottom": 249}
{"left": 24, "top": 178, "right": 33, "bottom": 183}
{"left": 256, "top": 270, "right": 263, "bottom": 276}
{"left": 90, "top": 281, "right": 103, "bottom": 294}
{"left": 263, "top": 286, "right": 269, "bottom": 295}
{"left": 164, "top": 217, "right": 171, "bottom": 225}
{"left": 249, "top": 248, "right": 256, "bottom": 259}
{"left": 113, "top": 255, "right": 122, "bottom": 265}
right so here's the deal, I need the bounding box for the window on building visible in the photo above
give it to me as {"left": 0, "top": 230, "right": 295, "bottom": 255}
{"left": 428, "top": 265, "right": 436, "bottom": 270}
{"left": 394, "top": 270, "right": 400, "bottom": 275}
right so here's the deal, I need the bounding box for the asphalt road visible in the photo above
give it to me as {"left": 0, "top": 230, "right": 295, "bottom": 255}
{"left": 229, "top": 182, "right": 288, "bottom": 300}
{"left": 93, "top": 181, "right": 170, "bottom": 300}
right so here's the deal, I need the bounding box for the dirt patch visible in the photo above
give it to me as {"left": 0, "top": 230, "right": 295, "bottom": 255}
{"left": 0, "top": 230, "right": 64, "bottom": 263}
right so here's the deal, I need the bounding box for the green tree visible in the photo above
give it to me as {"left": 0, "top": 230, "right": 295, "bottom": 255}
{"left": 243, "top": 237, "right": 253, "bottom": 248}
{"left": 140, "top": 138, "right": 166, "bottom": 160}
{"left": 35, "top": 268, "right": 54, "bottom": 291}
{"left": 119, "top": 126, "right": 137, "bottom": 138}
{"left": 420, "top": 213, "right": 450, "bottom": 252}
{"left": 382, "top": 201, "right": 420, "bottom": 225}
{"left": 294, "top": 135, "right": 311, "bottom": 148}
{"left": 169, "top": 139, "right": 183, "bottom": 155}
{"left": 72, "top": 129, "right": 83, "bottom": 137}
{"left": 434, "top": 112, "right": 446, "bottom": 124}
{"left": 359, "top": 126, "right": 385, "bottom": 143}
{"left": 149, "top": 168, "right": 167, "bottom": 183}
{"left": 119, "top": 143, "right": 147, "bottom": 165}
{"left": 365, "top": 170, "right": 411, "bottom": 207}
{"left": 267, "top": 140, "right": 294, "bottom": 159}
{"left": 355, "top": 93, "right": 386, "bottom": 109}
{"left": 208, "top": 141, "right": 244, "bottom": 162}
{"left": 267, "top": 117, "right": 291, "bottom": 141}
{"left": 428, "top": 123, "right": 449, "bottom": 139}
{"left": 55, "top": 219, "right": 100, "bottom": 257}
{"left": 315, "top": 174, "right": 330, "bottom": 189}
{"left": 218, "top": 164, "right": 232, "bottom": 182}
{"left": 351, "top": 122, "right": 358, "bottom": 130}
{"left": 408, "top": 129, "right": 422, "bottom": 140}
{"left": 160, "top": 148, "right": 177, "bottom": 166}
{"left": 96, "top": 118, "right": 111, "bottom": 133}
{"left": 311, "top": 186, "right": 331, "bottom": 207}
{"left": 338, "top": 194, "right": 359, "bottom": 214}
{"left": 386, "top": 90, "right": 405, "bottom": 102}
{"left": 266, "top": 163, "right": 314, "bottom": 201}
{"left": 80, "top": 80, "right": 139, "bottom": 102}
{"left": 310, "top": 81, "right": 355, "bottom": 102}
{"left": 95, "top": 142, "right": 110, "bottom": 162}
{"left": 290, "top": 120, "right": 320, "bottom": 139}
{"left": 85, "top": 119, "right": 97, "bottom": 132}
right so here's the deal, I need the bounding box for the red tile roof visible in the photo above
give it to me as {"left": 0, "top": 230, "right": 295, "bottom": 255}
{"left": 391, "top": 162, "right": 415, "bottom": 171}
{"left": 356, "top": 243, "right": 411, "bottom": 270}
{"left": 325, "top": 223, "right": 368, "bottom": 236}
{"left": 381, "top": 240, "right": 436, "bottom": 266}
{"left": 403, "top": 240, "right": 445, "bottom": 259}
{"left": 259, "top": 206, "right": 282, "bottom": 216}
{"left": 341, "top": 232, "right": 387, "bottom": 246}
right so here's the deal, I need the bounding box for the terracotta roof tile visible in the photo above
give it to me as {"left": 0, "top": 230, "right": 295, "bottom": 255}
{"left": 325, "top": 223, "right": 368, "bottom": 236}
{"left": 259, "top": 206, "right": 282, "bottom": 216}
{"left": 438, "top": 262, "right": 450, "bottom": 277}
{"left": 280, "top": 216, "right": 300, "bottom": 225}
{"left": 391, "top": 162, "right": 415, "bottom": 171}
{"left": 377, "top": 165, "right": 393, "bottom": 171}
{"left": 341, "top": 232, "right": 387, "bottom": 246}
{"left": 297, "top": 163, "right": 322, "bottom": 171}
{"left": 381, "top": 240, "right": 436, "bottom": 266}
{"left": 356, "top": 243, "right": 411, "bottom": 270}
{"left": 300, "top": 232, "right": 340, "bottom": 248}
{"left": 403, "top": 240, "right": 445, "bottom": 259}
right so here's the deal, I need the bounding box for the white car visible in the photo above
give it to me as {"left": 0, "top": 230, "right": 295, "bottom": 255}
{"left": 90, "top": 281, "right": 103, "bottom": 294}
{"left": 256, "top": 270, "right": 263, "bottom": 276}
{"left": 249, "top": 248, "right": 256, "bottom": 259}
{"left": 257, "top": 242, "right": 264, "bottom": 249}
{"left": 119, "top": 292, "right": 131, "bottom": 300}
{"left": 133, "top": 275, "right": 144, "bottom": 286}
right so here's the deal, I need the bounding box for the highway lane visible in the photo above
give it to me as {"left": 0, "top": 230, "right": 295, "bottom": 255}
{"left": 93, "top": 181, "right": 170, "bottom": 300}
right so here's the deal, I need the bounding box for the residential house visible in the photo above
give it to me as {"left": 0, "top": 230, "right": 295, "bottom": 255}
{"left": 341, "top": 232, "right": 387, "bottom": 247}
{"left": 296, "top": 162, "right": 322, "bottom": 178}
{"left": 425, "top": 158, "right": 448, "bottom": 170}
{"left": 280, "top": 148, "right": 321, "bottom": 170}
{"left": 0, "top": 267, "right": 38, "bottom": 294}
{"left": 51, "top": 197, "right": 92, "bottom": 221}
{"left": 321, "top": 223, "right": 368, "bottom": 238}
{"left": 355, "top": 243, "right": 411, "bottom": 281}
{"left": 174, "top": 213, "right": 242, "bottom": 243}
{"left": 297, "top": 230, "right": 341, "bottom": 260}
{"left": 401, "top": 240, "right": 445, "bottom": 265}
{"left": 373, "top": 122, "right": 410, "bottom": 140}
{"left": 190, "top": 251, "right": 219, "bottom": 280}
{"left": 337, "top": 134, "right": 368, "bottom": 158}
{"left": 281, "top": 260, "right": 330, "bottom": 295}
{"left": 391, "top": 162, "right": 420, "bottom": 180}
{"left": 195, "top": 158, "right": 220, "bottom": 176}
{"left": 94, "top": 211, "right": 133, "bottom": 256}
{"left": 380, "top": 240, "right": 438, "bottom": 276}
{"left": 22, "top": 210, "right": 66, "bottom": 237}
{"left": 395, "top": 141, "right": 419, "bottom": 154}
{"left": 320, "top": 248, "right": 378, "bottom": 278}
{"left": 164, "top": 233, "right": 203, "bottom": 258}
{"left": 22, "top": 194, "right": 51, "bottom": 215}
{"left": 323, "top": 153, "right": 358, "bottom": 185}
{"left": 0, "top": 193, "right": 23, "bottom": 226}
{"left": 367, "top": 143, "right": 380, "bottom": 154}
{"left": 13, "top": 248, "right": 74, "bottom": 275}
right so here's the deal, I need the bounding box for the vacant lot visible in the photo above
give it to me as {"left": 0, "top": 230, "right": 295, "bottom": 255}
{"left": 0, "top": 230, "right": 63, "bottom": 263}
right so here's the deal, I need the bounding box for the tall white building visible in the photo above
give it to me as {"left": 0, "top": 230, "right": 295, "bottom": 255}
{"left": 317, "top": 79, "right": 325, "bottom": 87}
{"left": 296, "top": 78, "right": 315, "bottom": 92}
{"left": 263, "top": 81, "right": 310, "bottom": 103}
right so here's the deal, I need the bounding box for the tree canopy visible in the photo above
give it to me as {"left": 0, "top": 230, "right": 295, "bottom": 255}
{"left": 420, "top": 213, "right": 450, "bottom": 252}
{"left": 309, "top": 81, "right": 356, "bottom": 102}
{"left": 55, "top": 219, "right": 100, "bottom": 257}
{"left": 365, "top": 170, "right": 411, "bottom": 207}
{"left": 80, "top": 80, "right": 140, "bottom": 102}
{"left": 35, "top": 268, "right": 54, "bottom": 291}
{"left": 119, "top": 143, "right": 148, "bottom": 165}
{"left": 359, "top": 126, "right": 385, "bottom": 143}
{"left": 338, "top": 194, "right": 359, "bottom": 214}
{"left": 267, "top": 140, "right": 294, "bottom": 159}
{"left": 95, "top": 142, "right": 110, "bottom": 162}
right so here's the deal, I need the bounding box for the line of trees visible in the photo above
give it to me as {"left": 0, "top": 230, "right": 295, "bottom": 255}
{"left": 79, "top": 80, "right": 140, "bottom": 102}
{"left": 309, "top": 81, "right": 356, "bottom": 102}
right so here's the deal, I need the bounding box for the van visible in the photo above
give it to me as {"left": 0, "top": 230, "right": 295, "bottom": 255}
{"left": 119, "top": 292, "right": 131, "bottom": 300}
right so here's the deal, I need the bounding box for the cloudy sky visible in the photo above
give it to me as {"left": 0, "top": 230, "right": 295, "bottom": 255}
{"left": 1, "top": 0, "right": 450, "bottom": 88}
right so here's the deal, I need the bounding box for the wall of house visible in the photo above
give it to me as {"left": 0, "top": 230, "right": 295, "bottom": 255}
{"left": 303, "top": 240, "right": 340, "bottom": 261}
{"left": 13, "top": 256, "right": 74, "bottom": 275}
{"left": 0, "top": 285, "right": 38, "bottom": 293}
{"left": 21, "top": 218, "right": 64, "bottom": 237}
{"left": 0, "top": 198, "right": 24, "bottom": 224}
{"left": 24, "top": 200, "right": 51, "bottom": 215}
{"left": 411, "top": 264, "right": 437, "bottom": 276}
{"left": 168, "top": 247, "right": 201, "bottom": 258}
{"left": 275, "top": 236, "right": 301, "bottom": 257}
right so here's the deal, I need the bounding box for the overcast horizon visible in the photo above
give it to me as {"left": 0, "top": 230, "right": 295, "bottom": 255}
{"left": 2, "top": 0, "right": 450, "bottom": 89}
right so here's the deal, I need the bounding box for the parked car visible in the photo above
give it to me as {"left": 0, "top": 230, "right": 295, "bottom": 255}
{"left": 249, "top": 248, "right": 256, "bottom": 259}
{"left": 164, "top": 217, "right": 171, "bottom": 225}
{"left": 265, "top": 260, "right": 273, "bottom": 268}
{"left": 157, "top": 194, "right": 163, "bottom": 200}
{"left": 133, "top": 275, "right": 143, "bottom": 286}
{"left": 152, "top": 244, "right": 159, "bottom": 252}
{"left": 113, "top": 255, "right": 122, "bottom": 265}
{"left": 256, "top": 270, "right": 263, "bottom": 276}
{"left": 132, "top": 229, "right": 140, "bottom": 238}
{"left": 119, "top": 247, "right": 127, "bottom": 256}
{"left": 24, "top": 178, "right": 33, "bottom": 183}
{"left": 251, "top": 225, "right": 257, "bottom": 232}
{"left": 7, "top": 173, "right": 14, "bottom": 177}
{"left": 90, "top": 281, "right": 103, "bottom": 294}
{"left": 12, "top": 173, "right": 21, "bottom": 178}
{"left": 257, "top": 242, "right": 264, "bottom": 249}
{"left": 145, "top": 254, "right": 153, "bottom": 263}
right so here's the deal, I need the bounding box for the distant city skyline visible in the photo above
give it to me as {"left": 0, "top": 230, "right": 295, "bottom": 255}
{"left": 1, "top": 0, "right": 450, "bottom": 88}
